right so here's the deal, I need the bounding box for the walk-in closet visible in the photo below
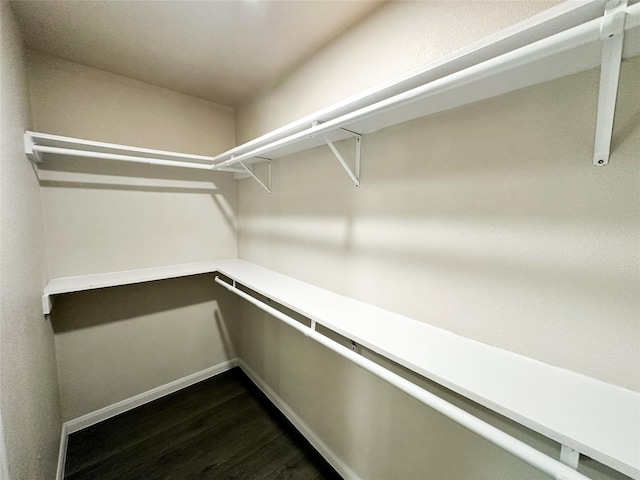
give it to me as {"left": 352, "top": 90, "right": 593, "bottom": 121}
{"left": 1, "top": 1, "right": 639, "bottom": 479}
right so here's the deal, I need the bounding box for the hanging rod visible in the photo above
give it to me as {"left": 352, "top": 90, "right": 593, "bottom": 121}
{"left": 214, "top": 276, "right": 592, "bottom": 480}
{"left": 31, "top": 145, "right": 246, "bottom": 172}
{"left": 211, "top": 3, "right": 639, "bottom": 172}
{"left": 24, "top": 131, "right": 254, "bottom": 174}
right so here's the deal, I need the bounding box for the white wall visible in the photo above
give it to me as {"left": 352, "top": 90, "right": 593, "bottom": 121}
{"left": 25, "top": 51, "right": 240, "bottom": 421}
{"left": 236, "top": 0, "right": 559, "bottom": 142}
{"left": 0, "top": 3, "right": 62, "bottom": 479}
{"left": 27, "top": 50, "right": 237, "bottom": 278}
{"left": 235, "top": 1, "right": 639, "bottom": 479}
{"left": 238, "top": 60, "right": 640, "bottom": 392}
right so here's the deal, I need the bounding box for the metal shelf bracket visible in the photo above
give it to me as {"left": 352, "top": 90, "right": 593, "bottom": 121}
{"left": 42, "top": 294, "right": 53, "bottom": 316}
{"left": 560, "top": 444, "right": 580, "bottom": 470}
{"left": 313, "top": 122, "right": 361, "bottom": 188}
{"left": 593, "top": 0, "right": 627, "bottom": 166}
{"left": 238, "top": 158, "right": 272, "bottom": 194}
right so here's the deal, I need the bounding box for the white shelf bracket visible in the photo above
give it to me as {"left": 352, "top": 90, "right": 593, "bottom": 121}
{"left": 313, "top": 122, "right": 361, "bottom": 188}
{"left": 593, "top": 0, "right": 627, "bottom": 166}
{"left": 238, "top": 160, "right": 272, "bottom": 194}
{"left": 560, "top": 445, "right": 580, "bottom": 470}
{"left": 24, "top": 132, "right": 43, "bottom": 163}
{"left": 42, "top": 294, "right": 52, "bottom": 316}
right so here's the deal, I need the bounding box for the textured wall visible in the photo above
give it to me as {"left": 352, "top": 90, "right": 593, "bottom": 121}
{"left": 0, "top": 3, "right": 61, "bottom": 479}
{"left": 52, "top": 276, "right": 238, "bottom": 421}
{"left": 25, "top": 52, "right": 240, "bottom": 421}
{"left": 235, "top": 1, "right": 639, "bottom": 478}
{"left": 238, "top": 60, "right": 640, "bottom": 392}
{"left": 27, "top": 51, "right": 237, "bottom": 278}
{"left": 235, "top": 0, "right": 559, "bottom": 142}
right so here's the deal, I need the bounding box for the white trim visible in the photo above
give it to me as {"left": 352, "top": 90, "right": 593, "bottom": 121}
{"left": 0, "top": 407, "right": 10, "bottom": 480}
{"left": 237, "top": 359, "right": 360, "bottom": 480}
{"left": 64, "top": 359, "right": 237, "bottom": 434}
{"left": 55, "top": 424, "right": 68, "bottom": 480}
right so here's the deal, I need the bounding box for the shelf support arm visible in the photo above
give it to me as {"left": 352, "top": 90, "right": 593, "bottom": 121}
{"left": 42, "top": 294, "right": 52, "bottom": 316}
{"left": 238, "top": 160, "right": 272, "bottom": 194}
{"left": 560, "top": 445, "right": 580, "bottom": 470}
{"left": 593, "top": 0, "right": 627, "bottom": 166}
{"left": 318, "top": 126, "right": 361, "bottom": 188}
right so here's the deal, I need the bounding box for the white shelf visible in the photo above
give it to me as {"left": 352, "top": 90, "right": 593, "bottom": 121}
{"left": 26, "top": 2, "right": 640, "bottom": 181}
{"left": 24, "top": 131, "right": 249, "bottom": 173}
{"left": 214, "top": 259, "right": 640, "bottom": 479}
{"left": 212, "top": 1, "right": 640, "bottom": 171}
{"left": 42, "top": 260, "right": 225, "bottom": 314}
{"left": 209, "top": 0, "right": 610, "bottom": 164}
{"left": 41, "top": 259, "right": 640, "bottom": 477}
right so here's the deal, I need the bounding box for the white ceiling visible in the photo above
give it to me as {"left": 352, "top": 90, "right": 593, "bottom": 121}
{"left": 10, "top": 0, "right": 383, "bottom": 106}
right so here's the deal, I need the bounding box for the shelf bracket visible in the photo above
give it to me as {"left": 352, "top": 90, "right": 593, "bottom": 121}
{"left": 24, "top": 132, "right": 43, "bottom": 163}
{"left": 238, "top": 160, "right": 272, "bottom": 194}
{"left": 313, "top": 122, "right": 361, "bottom": 188}
{"left": 593, "top": 0, "right": 627, "bottom": 166}
{"left": 42, "top": 294, "right": 52, "bottom": 316}
{"left": 560, "top": 445, "right": 580, "bottom": 470}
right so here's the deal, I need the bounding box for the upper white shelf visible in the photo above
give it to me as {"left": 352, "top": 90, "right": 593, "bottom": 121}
{"left": 208, "top": 0, "right": 611, "bottom": 164}
{"left": 25, "top": 0, "right": 640, "bottom": 182}
{"left": 211, "top": 0, "right": 640, "bottom": 171}
{"left": 24, "top": 131, "right": 248, "bottom": 173}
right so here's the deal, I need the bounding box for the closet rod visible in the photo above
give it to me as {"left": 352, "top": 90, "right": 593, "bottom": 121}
{"left": 31, "top": 145, "right": 246, "bottom": 173}
{"left": 213, "top": 3, "right": 639, "bottom": 171}
{"left": 214, "top": 276, "right": 591, "bottom": 480}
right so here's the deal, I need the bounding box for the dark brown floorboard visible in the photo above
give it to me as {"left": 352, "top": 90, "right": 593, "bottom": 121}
{"left": 64, "top": 368, "right": 342, "bottom": 480}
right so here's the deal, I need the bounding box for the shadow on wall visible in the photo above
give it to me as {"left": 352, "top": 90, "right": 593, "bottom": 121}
{"left": 51, "top": 275, "right": 233, "bottom": 333}
{"left": 237, "top": 62, "right": 640, "bottom": 391}
{"left": 239, "top": 84, "right": 639, "bottom": 301}
{"left": 35, "top": 153, "right": 227, "bottom": 187}
{"left": 35, "top": 154, "right": 238, "bottom": 233}
{"left": 51, "top": 275, "right": 241, "bottom": 420}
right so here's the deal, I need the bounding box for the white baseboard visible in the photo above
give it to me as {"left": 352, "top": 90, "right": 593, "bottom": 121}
{"left": 55, "top": 423, "right": 68, "bottom": 480}
{"left": 56, "top": 359, "right": 238, "bottom": 479}
{"left": 56, "top": 358, "right": 357, "bottom": 480}
{"left": 237, "top": 359, "right": 359, "bottom": 480}
{"left": 65, "top": 359, "right": 238, "bottom": 434}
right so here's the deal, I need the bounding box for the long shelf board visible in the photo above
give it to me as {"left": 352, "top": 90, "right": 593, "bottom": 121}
{"left": 24, "top": 131, "right": 249, "bottom": 173}
{"left": 27, "top": 3, "right": 640, "bottom": 179}
{"left": 210, "top": 0, "right": 609, "bottom": 163}
{"left": 42, "top": 261, "right": 224, "bottom": 314}
{"left": 26, "top": 131, "right": 217, "bottom": 163}
{"left": 215, "top": 259, "right": 640, "bottom": 479}
{"left": 41, "top": 259, "right": 640, "bottom": 477}
{"left": 213, "top": 2, "right": 640, "bottom": 170}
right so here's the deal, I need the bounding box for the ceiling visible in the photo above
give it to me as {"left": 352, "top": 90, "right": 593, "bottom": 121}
{"left": 10, "top": 0, "right": 383, "bottom": 106}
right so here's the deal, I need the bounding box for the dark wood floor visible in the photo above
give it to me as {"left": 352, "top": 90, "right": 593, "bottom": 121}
{"left": 64, "top": 368, "right": 342, "bottom": 480}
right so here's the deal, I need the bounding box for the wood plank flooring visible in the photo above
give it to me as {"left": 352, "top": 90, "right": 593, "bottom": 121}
{"left": 64, "top": 368, "right": 342, "bottom": 480}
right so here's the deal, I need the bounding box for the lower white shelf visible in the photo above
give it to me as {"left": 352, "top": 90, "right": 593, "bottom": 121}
{"left": 215, "top": 260, "right": 639, "bottom": 479}
{"left": 41, "top": 258, "right": 639, "bottom": 478}
{"left": 42, "top": 260, "right": 224, "bottom": 315}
